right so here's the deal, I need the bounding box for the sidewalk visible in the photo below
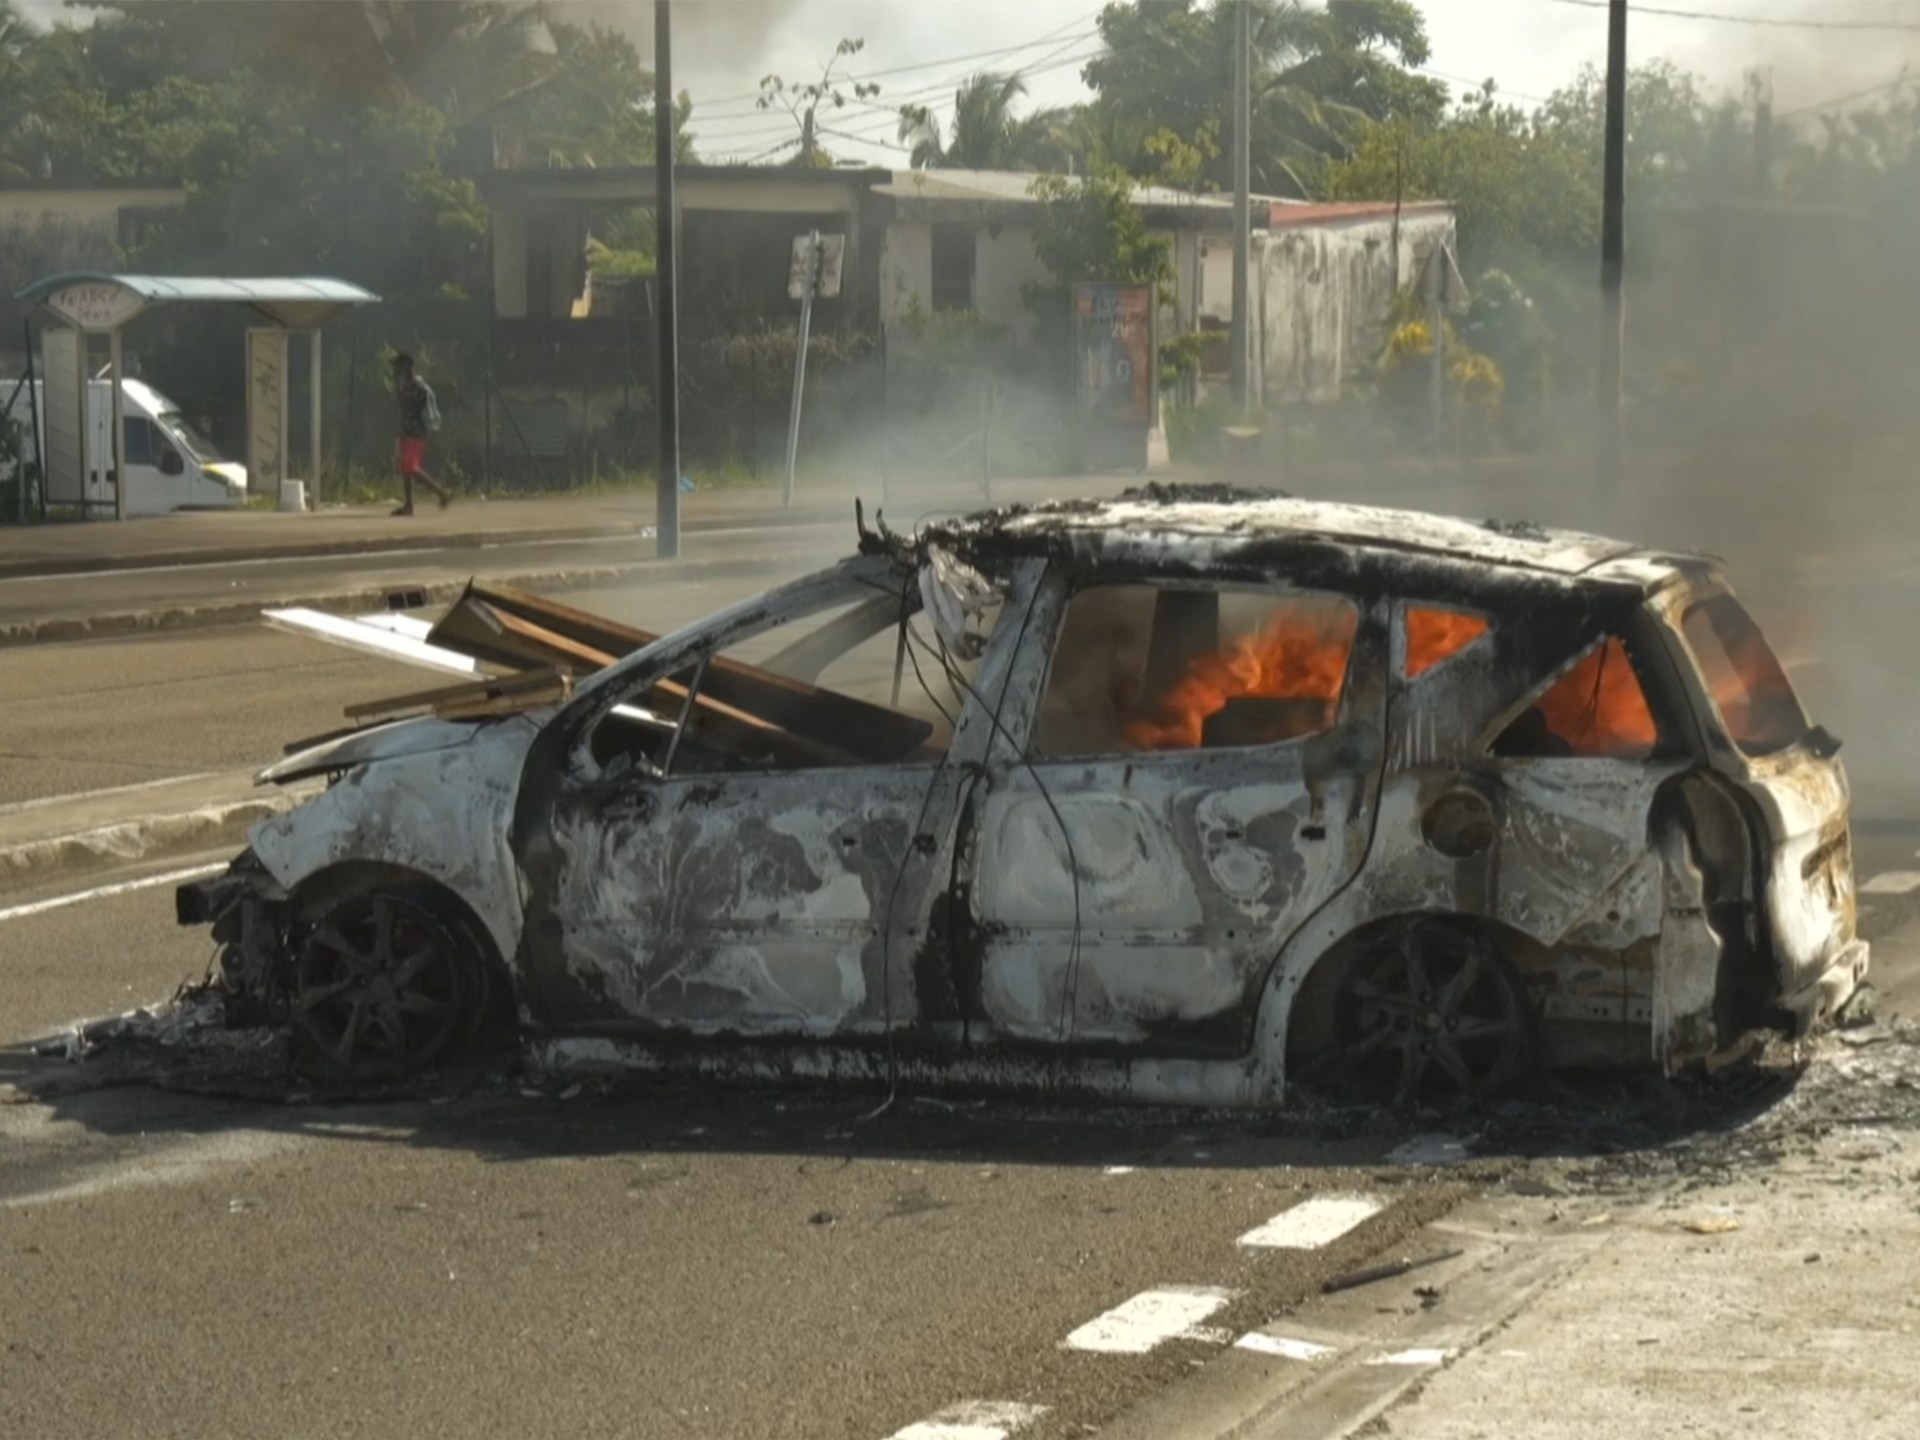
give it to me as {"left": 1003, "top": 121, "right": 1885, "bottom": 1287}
{"left": 0, "top": 474, "right": 1129, "bottom": 581}
{"left": 1351, "top": 1047, "right": 1920, "bottom": 1440}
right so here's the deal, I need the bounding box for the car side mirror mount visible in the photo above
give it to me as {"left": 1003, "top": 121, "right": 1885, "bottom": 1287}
{"left": 1807, "top": 724, "right": 1842, "bottom": 760}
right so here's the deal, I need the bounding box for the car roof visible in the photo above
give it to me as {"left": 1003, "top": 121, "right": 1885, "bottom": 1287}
{"left": 927, "top": 487, "right": 1705, "bottom": 592}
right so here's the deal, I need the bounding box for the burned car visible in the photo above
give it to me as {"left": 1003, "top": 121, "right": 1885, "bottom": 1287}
{"left": 178, "top": 490, "right": 1867, "bottom": 1105}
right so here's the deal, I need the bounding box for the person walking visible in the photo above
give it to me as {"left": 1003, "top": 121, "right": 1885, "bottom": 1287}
{"left": 391, "top": 351, "right": 451, "bottom": 515}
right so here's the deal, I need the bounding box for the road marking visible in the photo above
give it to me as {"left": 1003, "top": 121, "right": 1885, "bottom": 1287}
{"left": 1238, "top": 1193, "right": 1386, "bottom": 1249}
{"left": 1368, "top": 1348, "right": 1452, "bottom": 1366}
{"left": 0, "top": 862, "right": 224, "bottom": 925}
{"left": 1102, "top": 1165, "right": 1137, "bottom": 1175}
{"left": 1861, "top": 871, "right": 1920, "bottom": 895}
{"left": 0, "top": 772, "right": 219, "bottom": 816}
{"left": 884, "top": 1401, "right": 1046, "bottom": 1440}
{"left": 1236, "top": 1333, "right": 1337, "bottom": 1361}
{"left": 1062, "top": 1286, "right": 1239, "bottom": 1355}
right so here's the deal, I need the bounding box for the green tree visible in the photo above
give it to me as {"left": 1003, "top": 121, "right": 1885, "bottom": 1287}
{"left": 897, "top": 71, "right": 1067, "bottom": 171}
{"left": 1078, "top": 0, "right": 1442, "bottom": 195}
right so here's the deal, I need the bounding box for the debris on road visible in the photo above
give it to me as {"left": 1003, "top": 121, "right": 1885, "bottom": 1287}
{"left": 1321, "top": 1249, "right": 1465, "bottom": 1294}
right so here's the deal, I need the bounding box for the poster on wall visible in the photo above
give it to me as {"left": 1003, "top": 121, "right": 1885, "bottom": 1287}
{"left": 1072, "top": 283, "right": 1155, "bottom": 429}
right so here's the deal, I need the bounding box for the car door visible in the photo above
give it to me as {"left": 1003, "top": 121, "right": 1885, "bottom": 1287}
{"left": 961, "top": 568, "right": 1388, "bottom": 1056}
{"left": 515, "top": 555, "right": 1029, "bottom": 1044}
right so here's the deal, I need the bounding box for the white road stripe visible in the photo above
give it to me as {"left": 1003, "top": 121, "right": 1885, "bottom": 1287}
{"left": 0, "top": 772, "right": 218, "bottom": 816}
{"left": 1236, "top": 1333, "right": 1336, "bottom": 1361}
{"left": 1368, "top": 1348, "right": 1452, "bottom": 1366}
{"left": 1238, "top": 1194, "right": 1386, "bottom": 1249}
{"left": 0, "top": 862, "right": 224, "bottom": 925}
{"left": 1062, "top": 1286, "right": 1239, "bottom": 1355}
{"left": 885, "top": 1401, "right": 1046, "bottom": 1440}
{"left": 1861, "top": 871, "right": 1920, "bottom": 895}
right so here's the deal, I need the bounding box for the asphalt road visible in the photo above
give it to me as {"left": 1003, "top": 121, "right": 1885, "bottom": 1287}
{"left": 5, "top": 844, "right": 1920, "bottom": 1440}
{"left": 0, "top": 855, "right": 1469, "bottom": 1440}
{"left": 6, "top": 486, "right": 1920, "bottom": 1438}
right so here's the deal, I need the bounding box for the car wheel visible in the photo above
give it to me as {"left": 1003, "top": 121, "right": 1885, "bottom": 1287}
{"left": 1330, "top": 921, "right": 1533, "bottom": 1107}
{"left": 289, "top": 888, "right": 487, "bottom": 1079}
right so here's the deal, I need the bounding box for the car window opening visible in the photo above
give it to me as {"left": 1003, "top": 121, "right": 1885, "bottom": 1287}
{"left": 1494, "top": 635, "right": 1658, "bottom": 760}
{"left": 1404, "top": 606, "right": 1491, "bottom": 678}
{"left": 1680, "top": 595, "right": 1809, "bottom": 757}
{"left": 592, "top": 586, "right": 1004, "bottom": 778}
{"left": 1036, "top": 584, "right": 1358, "bottom": 757}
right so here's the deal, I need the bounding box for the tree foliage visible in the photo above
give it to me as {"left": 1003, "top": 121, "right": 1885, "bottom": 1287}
{"left": 1072, "top": 0, "right": 1444, "bottom": 195}
{"left": 898, "top": 71, "right": 1068, "bottom": 172}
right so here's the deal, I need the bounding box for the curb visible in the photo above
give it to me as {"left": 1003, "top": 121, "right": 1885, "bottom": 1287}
{"left": 0, "top": 550, "right": 792, "bottom": 648}
{"left": 0, "top": 523, "right": 656, "bottom": 581}
{"left": 0, "top": 784, "right": 320, "bottom": 889}
{"left": 0, "top": 501, "right": 878, "bottom": 582}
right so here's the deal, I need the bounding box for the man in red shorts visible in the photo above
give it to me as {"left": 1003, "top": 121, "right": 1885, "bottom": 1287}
{"left": 391, "top": 351, "right": 451, "bottom": 515}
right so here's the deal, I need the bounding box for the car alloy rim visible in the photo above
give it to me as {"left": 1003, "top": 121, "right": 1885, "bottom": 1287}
{"left": 1337, "top": 924, "right": 1528, "bottom": 1107}
{"left": 293, "top": 895, "right": 467, "bottom": 1071}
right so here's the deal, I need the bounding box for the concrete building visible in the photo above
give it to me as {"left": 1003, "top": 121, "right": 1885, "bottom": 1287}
{"left": 1255, "top": 200, "right": 1458, "bottom": 404}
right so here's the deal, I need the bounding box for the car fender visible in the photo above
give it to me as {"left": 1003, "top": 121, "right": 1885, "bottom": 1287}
{"left": 246, "top": 716, "right": 541, "bottom": 967}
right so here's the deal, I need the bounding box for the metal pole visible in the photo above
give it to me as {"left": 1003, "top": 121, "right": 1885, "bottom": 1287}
{"left": 1430, "top": 248, "right": 1444, "bottom": 474}
{"left": 1597, "top": 0, "right": 1628, "bottom": 485}
{"left": 653, "top": 0, "right": 682, "bottom": 558}
{"left": 1229, "top": 0, "right": 1252, "bottom": 410}
{"left": 109, "top": 327, "right": 126, "bottom": 521}
{"left": 309, "top": 329, "right": 322, "bottom": 507}
{"left": 783, "top": 230, "right": 817, "bottom": 509}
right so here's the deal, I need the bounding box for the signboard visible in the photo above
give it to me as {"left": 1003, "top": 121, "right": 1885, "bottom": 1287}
{"left": 38, "top": 327, "right": 88, "bottom": 506}
{"left": 246, "top": 326, "right": 288, "bottom": 494}
{"left": 44, "top": 281, "right": 148, "bottom": 332}
{"left": 1072, "top": 283, "right": 1156, "bottom": 429}
{"left": 788, "top": 232, "right": 846, "bottom": 300}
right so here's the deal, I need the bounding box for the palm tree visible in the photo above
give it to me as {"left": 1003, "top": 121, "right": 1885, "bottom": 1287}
{"left": 898, "top": 71, "right": 1067, "bottom": 171}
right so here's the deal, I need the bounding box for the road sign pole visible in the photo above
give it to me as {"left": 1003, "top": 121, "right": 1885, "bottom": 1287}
{"left": 783, "top": 230, "right": 819, "bottom": 510}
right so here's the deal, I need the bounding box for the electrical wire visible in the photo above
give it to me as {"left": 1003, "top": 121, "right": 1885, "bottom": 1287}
{"left": 1532, "top": 0, "right": 1920, "bottom": 31}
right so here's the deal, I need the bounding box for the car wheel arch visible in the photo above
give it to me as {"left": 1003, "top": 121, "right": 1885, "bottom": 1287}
{"left": 1258, "top": 910, "right": 1549, "bottom": 1079}
{"left": 288, "top": 862, "right": 515, "bottom": 1015}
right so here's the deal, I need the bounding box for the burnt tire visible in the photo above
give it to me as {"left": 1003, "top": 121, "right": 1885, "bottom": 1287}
{"left": 289, "top": 887, "right": 489, "bottom": 1080}
{"left": 1329, "top": 920, "right": 1534, "bottom": 1108}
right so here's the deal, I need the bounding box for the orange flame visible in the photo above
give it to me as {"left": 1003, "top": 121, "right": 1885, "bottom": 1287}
{"left": 1535, "top": 636, "right": 1657, "bottom": 756}
{"left": 1125, "top": 603, "right": 1358, "bottom": 750}
{"left": 1405, "top": 608, "right": 1489, "bottom": 678}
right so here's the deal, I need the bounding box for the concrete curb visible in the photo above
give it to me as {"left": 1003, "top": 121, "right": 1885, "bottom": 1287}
{"left": 0, "top": 784, "right": 320, "bottom": 888}
{"left": 0, "top": 550, "right": 791, "bottom": 648}
{"left": 0, "top": 523, "right": 656, "bottom": 581}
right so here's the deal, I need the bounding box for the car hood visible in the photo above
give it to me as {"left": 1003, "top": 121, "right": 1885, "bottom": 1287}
{"left": 260, "top": 715, "right": 497, "bottom": 786}
{"left": 202, "top": 461, "right": 248, "bottom": 493}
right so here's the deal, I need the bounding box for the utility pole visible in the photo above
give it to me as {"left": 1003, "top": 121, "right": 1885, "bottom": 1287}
{"left": 1597, "top": 0, "right": 1628, "bottom": 486}
{"left": 653, "top": 0, "right": 682, "bottom": 559}
{"left": 1229, "top": 0, "right": 1252, "bottom": 410}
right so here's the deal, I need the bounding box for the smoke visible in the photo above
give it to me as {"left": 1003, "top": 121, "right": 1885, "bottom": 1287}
{"left": 1650, "top": 1, "right": 1920, "bottom": 115}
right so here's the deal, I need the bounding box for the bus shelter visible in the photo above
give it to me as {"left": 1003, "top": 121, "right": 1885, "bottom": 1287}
{"left": 12, "top": 273, "right": 379, "bottom": 519}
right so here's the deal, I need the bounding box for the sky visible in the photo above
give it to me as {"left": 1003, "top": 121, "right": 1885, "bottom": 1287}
{"left": 19, "top": 1, "right": 1920, "bottom": 164}
{"left": 616, "top": 0, "right": 1920, "bottom": 164}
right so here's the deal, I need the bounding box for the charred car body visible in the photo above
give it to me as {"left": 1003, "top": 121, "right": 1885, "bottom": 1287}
{"left": 179, "top": 491, "right": 1867, "bottom": 1105}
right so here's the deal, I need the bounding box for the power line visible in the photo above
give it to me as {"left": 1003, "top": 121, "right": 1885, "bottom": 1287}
{"left": 1534, "top": 0, "right": 1920, "bottom": 30}
{"left": 690, "top": 11, "right": 1103, "bottom": 113}
{"left": 1779, "top": 71, "right": 1915, "bottom": 119}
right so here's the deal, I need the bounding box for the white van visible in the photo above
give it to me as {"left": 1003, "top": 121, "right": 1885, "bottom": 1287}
{"left": 2, "top": 376, "right": 249, "bottom": 515}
